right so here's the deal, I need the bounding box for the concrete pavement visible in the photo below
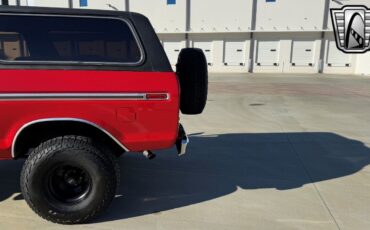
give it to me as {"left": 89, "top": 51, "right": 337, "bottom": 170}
{"left": 1, "top": 73, "right": 370, "bottom": 229}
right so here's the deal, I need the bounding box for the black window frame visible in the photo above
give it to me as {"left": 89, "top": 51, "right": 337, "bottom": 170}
{"left": 0, "top": 13, "right": 146, "bottom": 67}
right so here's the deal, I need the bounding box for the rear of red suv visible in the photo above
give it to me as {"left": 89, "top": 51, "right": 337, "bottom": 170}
{"left": 0, "top": 6, "right": 207, "bottom": 224}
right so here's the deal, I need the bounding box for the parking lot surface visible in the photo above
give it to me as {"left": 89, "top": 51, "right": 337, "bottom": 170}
{"left": 1, "top": 73, "right": 370, "bottom": 230}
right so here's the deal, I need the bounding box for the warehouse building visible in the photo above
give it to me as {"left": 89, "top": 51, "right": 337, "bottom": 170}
{"left": 1, "top": 0, "right": 370, "bottom": 75}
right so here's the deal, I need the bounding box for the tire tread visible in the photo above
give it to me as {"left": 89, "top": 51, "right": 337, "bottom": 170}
{"left": 20, "top": 135, "right": 117, "bottom": 225}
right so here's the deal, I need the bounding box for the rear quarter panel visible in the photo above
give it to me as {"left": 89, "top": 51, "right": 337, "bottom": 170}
{"left": 0, "top": 70, "right": 180, "bottom": 159}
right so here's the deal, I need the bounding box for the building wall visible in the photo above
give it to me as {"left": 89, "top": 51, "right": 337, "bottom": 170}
{"left": 190, "top": 0, "right": 252, "bottom": 33}
{"left": 27, "top": 0, "right": 69, "bottom": 7}
{"left": 356, "top": 52, "right": 370, "bottom": 75}
{"left": 322, "top": 32, "right": 357, "bottom": 74}
{"left": 72, "top": 0, "right": 126, "bottom": 11}
{"left": 255, "top": 0, "right": 326, "bottom": 32}
{"left": 1, "top": 0, "right": 370, "bottom": 75}
{"left": 130, "top": 0, "right": 186, "bottom": 33}
{"left": 189, "top": 33, "right": 251, "bottom": 73}
{"left": 253, "top": 32, "right": 322, "bottom": 74}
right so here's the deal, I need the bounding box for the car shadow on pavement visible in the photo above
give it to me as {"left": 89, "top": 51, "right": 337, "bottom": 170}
{"left": 0, "top": 159, "right": 24, "bottom": 202}
{"left": 96, "top": 132, "right": 370, "bottom": 223}
{"left": 0, "top": 133, "right": 369, "bottom": 223}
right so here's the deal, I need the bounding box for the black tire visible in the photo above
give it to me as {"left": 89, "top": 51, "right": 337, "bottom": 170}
{"left": 176, "top": 48, "right": 208, "bottom": 115}
{"left": 20, "top": 136, "right": 118, "bottom": 224}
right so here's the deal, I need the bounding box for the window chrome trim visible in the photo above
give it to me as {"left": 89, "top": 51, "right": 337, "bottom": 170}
{"left": 0, "top": 13, "right": 145, "bottom": 66}
{"left": 12, "top": 118, "right": 130, "bottom": 158}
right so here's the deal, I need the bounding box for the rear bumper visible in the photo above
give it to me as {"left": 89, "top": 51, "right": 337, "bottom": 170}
{"left": 176, "top": 124, "right": 189, "bottom": 156}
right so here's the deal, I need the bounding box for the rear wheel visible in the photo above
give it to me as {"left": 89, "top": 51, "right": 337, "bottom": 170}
{"left": 20, "top": 136, "right": 118, "bottom": 224}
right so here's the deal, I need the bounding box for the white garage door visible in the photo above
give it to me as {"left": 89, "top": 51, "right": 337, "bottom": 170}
{"left": 256, "top": 40, "right": 280, "bottom": 66}
{"left": 327, "top": 40, "right": 351, "bottom": 67}
{"left": 192, "top": 41, "right": 213, "bottom": 65}
{"left": 291, "top": 40, "right": 315, "bottom": 66}
{"left": 223, "top": 40, "right": 246, "bottom": 66}
{"left": 162, "top": 40, "right": 184, "bottom": 65}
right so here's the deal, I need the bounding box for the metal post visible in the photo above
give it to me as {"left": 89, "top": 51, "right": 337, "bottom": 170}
{"left": 248, "top": 0, "right": 258, "bottom": 73}
{"left": 185, "top": 0, "right": 191, "bottom": 48}
{"left": 319, "top": 0, "right": 331, "bottom": 73}
{"left": 1, "top": 0, "right": 9, "bottom": 5}
{"left": 125, "top": 0, "right": 130, "bottom": 11}
{"left": 68, "top": 0, "right": 73, "bottom": 8}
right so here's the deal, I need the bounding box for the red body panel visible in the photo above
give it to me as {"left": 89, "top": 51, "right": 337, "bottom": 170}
{"left": 0, "top": 70, "right": 180, "bottom": 159}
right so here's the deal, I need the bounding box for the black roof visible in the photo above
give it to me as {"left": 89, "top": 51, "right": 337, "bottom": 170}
{"left": 0, "top": 6, "right": 172, "bottom": 72}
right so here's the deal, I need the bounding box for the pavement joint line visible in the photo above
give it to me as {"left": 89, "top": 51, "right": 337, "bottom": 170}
{"left": 284, "top": 130, "right": 342, "bottom": 230}
{"left": 275, "top": 106, "right": 342, "bottom": 230}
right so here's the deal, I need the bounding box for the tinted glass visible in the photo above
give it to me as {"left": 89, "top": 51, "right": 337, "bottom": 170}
{"left": 0, "top": 15, "right": 142, "bottom": 64}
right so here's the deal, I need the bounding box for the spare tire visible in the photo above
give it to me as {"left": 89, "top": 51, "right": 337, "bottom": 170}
{"left": 176, "top": 48, "right": 208, "bottom": 115}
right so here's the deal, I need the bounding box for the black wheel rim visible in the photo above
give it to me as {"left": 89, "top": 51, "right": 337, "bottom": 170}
{"left": 46, "top": 164, "right": 92, "bottom": 204}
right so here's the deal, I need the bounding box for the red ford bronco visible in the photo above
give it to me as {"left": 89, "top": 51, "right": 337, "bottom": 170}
{"left": 0, "top": 6, "right": 208, "bottom": 224}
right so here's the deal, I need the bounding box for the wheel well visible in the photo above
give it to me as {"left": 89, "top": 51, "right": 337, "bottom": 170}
{"left": 13, "top": 120, "right": 127, "bottom": 159}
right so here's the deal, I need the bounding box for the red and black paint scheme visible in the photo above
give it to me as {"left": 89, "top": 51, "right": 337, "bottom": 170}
{"left": 0, "top": 7, "right": 182, "bottom": 160}
{"left": 0, "top": 6, "right": 207, "bottom": 224}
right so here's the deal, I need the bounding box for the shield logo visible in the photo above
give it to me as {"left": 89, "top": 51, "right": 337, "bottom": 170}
{"left": 331, "top": 5, "right": 370, "bottom": 53}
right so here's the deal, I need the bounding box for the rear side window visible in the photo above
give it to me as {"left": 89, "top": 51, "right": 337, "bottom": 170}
{"left": 0, "top": 14, "right": 143, "bottom": 65}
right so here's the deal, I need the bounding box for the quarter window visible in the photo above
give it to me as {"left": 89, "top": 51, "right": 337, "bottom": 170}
{"left": 0, "top": 15, "right": 143, "bottom": 64}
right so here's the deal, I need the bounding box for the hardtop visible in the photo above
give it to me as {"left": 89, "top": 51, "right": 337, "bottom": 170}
{"left": 0, "top": 6, "right": 172, "bottom": 72}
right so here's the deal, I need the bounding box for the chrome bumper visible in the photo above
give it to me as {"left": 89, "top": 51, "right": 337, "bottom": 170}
{"left": 176, "top": 124, "right": 189, "bottom": 156}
